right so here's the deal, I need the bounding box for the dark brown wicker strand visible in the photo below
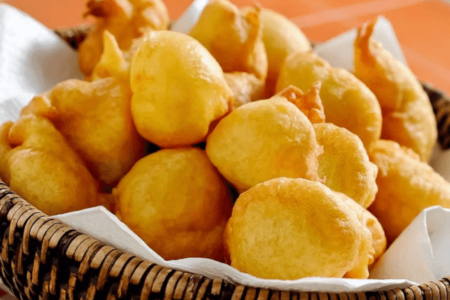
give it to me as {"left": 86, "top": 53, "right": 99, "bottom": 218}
{"left": 0, "top": 27, "right": 446, "bottom": 299}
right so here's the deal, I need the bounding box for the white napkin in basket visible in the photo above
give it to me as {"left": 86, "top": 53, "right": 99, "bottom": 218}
{"left": 1, "top": 0, "right": 450, "bottom": 296}
{"left": 0, "top": 4, "right": 83, "bottom": 123}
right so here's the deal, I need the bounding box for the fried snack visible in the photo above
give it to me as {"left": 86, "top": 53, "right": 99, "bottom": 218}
{"left": 22, "top": 78, "right": 145, "bottom": 186}
{"left": 114, "top": 147, "right": 233, "bottom": 260}
{"left": 91, "top": 31, "right": 130, "bottom": 81}
{"left": 335, "top": 192, "right": 386, "bottom": 266}
{"left": 259, "top": 8, "right": 311, "bottom": 93}
{"left": 224, "top": 72, "right": 265, "bottom": 108}
{"left": 189, "top": 0, "right": 268, "bottom": 80}
{"left": 224, "top": 178, "right": 373, "bottom": 280}
{"left": 369, "top": 140, "right": 450, "bottom": 242}
{"left": 130, "top": 31, "right": 234, "bottom": 147}
{"left": 278, "top": 84, "right": 325, "bottom": 124}
{"left": 0, "top": 115, "right": 99, "bottom": 215}
{"left": 79, "top": 0, "right": 169, "bottom": 76}
{"left": 276, "top": 51, "right": 382, "bottom": 150}
{"left": 354, "top": 21, "right": 437, "bottom": 161}
{"left": 314, "top": 123, "right": 378, "bottom": 208}
{"left": 206, "top": 88, "right": 322, "bottom": 193}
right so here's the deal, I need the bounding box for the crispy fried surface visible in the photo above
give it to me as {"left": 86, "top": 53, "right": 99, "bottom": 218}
{"left": 22, "top": 78, "right": 145, "bottom": 186}
{"left": 277, "top": 84, "right": 325, "bottom": 124}
{"left": 354, "top": 20, "right": 437, "bottom": 161}
{"left": 114, "top": 148, "right": 233, "bottom": 261}
{"left": 206, "top": 96, "right": 321, "bottom": 193}
{"left": 276, "top": 51, "right": 382, "bottom": 150}
{"left": 335, "top": 192, "right": 386, "bottom": 267}
{"left": 224, "top": 72, "right": 266, "bottom": 108}
{"left": 79, "top": 0, "right": 169, "bottom": 76}
{"left": 0, "top": 116, "right": 100, "bottom": 215}
{"left": 190, "top": 0, "right": 268, "bottom": 80}
{"left": 259, "top": 8, "right": 311, "bottom": 93}
{"left": 130, "top": 31, "right": 233, "bottom": 147}
{"left": 314, "top": 123, "right": 378, "bottom": 208}
{"left": 224, "top": 178, "right": 372, "bottom": 279}
{"left": 369, "top": 140, "right": 450, "bottom": 242}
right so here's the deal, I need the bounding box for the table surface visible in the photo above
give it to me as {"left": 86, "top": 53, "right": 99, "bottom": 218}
{"left": 2, "top": 0, "right": 450, "bottom": 95}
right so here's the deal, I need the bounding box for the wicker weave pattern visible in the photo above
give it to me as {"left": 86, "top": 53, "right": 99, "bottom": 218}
{"left": 0, "top": 178, "right": 450, "bottom": 299}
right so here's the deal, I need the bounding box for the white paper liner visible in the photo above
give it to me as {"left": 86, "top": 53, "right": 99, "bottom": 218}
{"left": 1, "top": 0, "right": 450, "bottom": 296}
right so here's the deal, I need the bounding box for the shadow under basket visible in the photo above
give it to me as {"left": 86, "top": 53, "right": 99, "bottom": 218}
{"left": 0, "top": 27, "right": 449, "bottom": 300}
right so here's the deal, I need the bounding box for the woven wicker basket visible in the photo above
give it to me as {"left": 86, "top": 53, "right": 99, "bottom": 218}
{"left": 0, "top": 27, "right": 450, "bottom": 300}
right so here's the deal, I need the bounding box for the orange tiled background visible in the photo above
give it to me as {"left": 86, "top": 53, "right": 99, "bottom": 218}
{"left": 2, "top": 0, "right": 450, "bottom": 95}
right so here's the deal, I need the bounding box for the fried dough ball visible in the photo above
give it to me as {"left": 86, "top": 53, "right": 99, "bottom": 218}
{"left": 335, "top": 193, "right": 386, "bottom": 266}
{"left": 206, "top": 87, "right": 322, "bottom": 193}
{"left": 369, "top": 140, "right": 450, "bottom": 242}
{"left": 130, "top": 31, "right": 233, "bottom": 148}
{"left": 189, "top": 0, "right": 268, "bottom": 80}
{"left": 224, "top": 178, "right": 373, "bottom": 280}
{"left": 0, "top": 115, "right": 100, "bottom": 215}
{"left": 258, "top": 8, "right": 311, "bottom": 93}
{"left": 79, "top": 0, "right": 169, "bottom": 76}
{"left": 114, "top": 148, "right": 233, "bottom": 260}
{"left": 22, "top": 77, "right": 145, "bottom": 186}
{"left": 354, "top": 21, "right": 437, "bottom": 161}
{"left": 276, "top": 51, "right": 382, "bottom": 150}
{"left": 314, "top": 123, "right": 378, "bottom": 208}
{"left": 224, "top": 72, "right": 265, "bottom": 108}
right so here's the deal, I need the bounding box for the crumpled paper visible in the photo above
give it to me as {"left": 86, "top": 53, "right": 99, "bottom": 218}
{"left": 1, "top": 0, "right": 450, "bottom": 295}
{"left": 0, "top": 4, "right": 83, "bottom": 124}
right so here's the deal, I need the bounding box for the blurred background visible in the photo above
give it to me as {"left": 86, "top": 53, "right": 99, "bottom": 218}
{"left": 2, "top": 0, "right": 450, "bottom": 94}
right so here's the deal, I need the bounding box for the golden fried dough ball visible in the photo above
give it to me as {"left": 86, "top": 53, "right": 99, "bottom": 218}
{"left": 314, "top": 123, "right": 378, "bottom": 208}
{"left": 130, "top": 31, "right": 233, "bottom": 147}
{"left": 354, "top": 21, "right": 436, "bottom": 161}
{"left": 276, "top": 51, "right": 382, "bottom": 150}
{"left": 114, "top": 148, "right": 232, "bottom": 261}
{"left": 369, "top": 140, "right": 450, "bottom": 242}
{"left": 79, "top": 0, "right": 169, "bottom": 76}
{"left": 258, "top": 8, "right": 311, "bottom": 93}
{"left": 224, "top": 178, "right": 373, "bottom": 280}
{"left": 189, "top": 0, "right": 268, "bottom": 80}
{"left": 335, "top": 193, "right": 386, "bottom": 266}
{"left": 0, "top": 115, "right": 100, "bottom": 215}
{"left": 22, "top": 77, "right": 145, "bottom": 186}
{"left": 224, "top": 72, "right": 265, "bottom": 108}
{"left": 206, "top": 88, "right": 322, "bottom": 193}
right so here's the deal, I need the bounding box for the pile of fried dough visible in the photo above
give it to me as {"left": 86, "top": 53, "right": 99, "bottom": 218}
{"left": 1, "top": 0, "right": 449, "bottom": 281}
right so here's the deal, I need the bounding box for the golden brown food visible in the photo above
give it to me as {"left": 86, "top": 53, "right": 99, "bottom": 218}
{"left": 224, "top": 178, "right": 373, "bottom": 280}
{"left": 189, "top": 0, "right": 268, "bottom": 80}
{"left": 276, "top": 51, "right": 382, "bottom": 150}
{"left": 335, "top": 192, "right": 386, "bottom": 266}
{"left": 314, "top": 123, "right": 378, "bottom": 208}
{"left": 79, "top": 0, "right": 169, "bottom": 76}
{"left": 114, "top": 147, "right": 233, "bottom": 261}
{"left": 224, "top": 72, "right": 265, "bottom": 108}
{"left": 354, "top": 21, "right": 437, "bottom": 161}
{"left": 130, "top": 31, "right": 233, "bottom": 148}
{"left": 206, "top": 88, "right": 322, "bottom": 193}
{"left": 22, "top": 77, "right": 145, "bottom": 186}
{"left": 0, "top": 115, "right": 100, "bottom": 215}
{"left": 369, "top": 140, "right": 450, "bottom": 242}
{"left": 259, "top": 8, "right": 311, "bottom": 93}
{"left": 277, "top": 84, "right": 325, "bottom": 124}
{"left": 90, "top": 31, "right": 130, "bottom": 81}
